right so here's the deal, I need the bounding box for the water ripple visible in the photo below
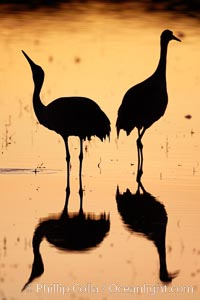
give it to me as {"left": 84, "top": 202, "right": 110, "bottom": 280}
{"left": 0, "top": 168, "right": 62, "bottom": 175}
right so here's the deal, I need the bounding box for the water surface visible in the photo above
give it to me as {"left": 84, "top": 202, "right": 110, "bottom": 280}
{"left": 0, "top": 3, "right": 200, "bottom": 300}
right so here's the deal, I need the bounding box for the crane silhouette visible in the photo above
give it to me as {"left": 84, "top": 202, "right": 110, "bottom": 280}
{"left": 116, "top": 30, "right": 181, "bottom": 181}
{"left": 116, "top": 180, "right": 179, "bottom": 282}
{"left": 22, "top": 51, "right": 110, "bottom": 190}
{"left": 22, "top": 183, "right": 110, "bottom": 291}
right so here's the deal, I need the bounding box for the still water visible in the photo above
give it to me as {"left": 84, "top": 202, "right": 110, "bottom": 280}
{"left": 0, "top": 2, "right": 200, "bottom": 300}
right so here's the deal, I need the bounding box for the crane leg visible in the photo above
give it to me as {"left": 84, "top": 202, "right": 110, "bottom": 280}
{"left": 63, "top": 136, "right": 70, "bottom": 194}
{"left": 61, "top": 187, "right": 71, "bottom": 217}
{"left": 79, "top": 138, "right": 83, "bottom": 210}
{"left": 136, "top": 128, "right": 146, "bottom": 182}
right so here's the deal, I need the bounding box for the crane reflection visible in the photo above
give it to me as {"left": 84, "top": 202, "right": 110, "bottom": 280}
{"left": 22, "top": 186, "right": 110, "bottom": 291}
{"left": 116, "top": 180, "right": 179, "bottom": 282}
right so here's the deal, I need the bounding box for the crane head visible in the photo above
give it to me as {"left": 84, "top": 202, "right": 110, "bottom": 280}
{"left": 161, "top": 30, "right": 181, "bottom": 43}
{"left": 22, "top": 50, "right": 44, "bottom": 85}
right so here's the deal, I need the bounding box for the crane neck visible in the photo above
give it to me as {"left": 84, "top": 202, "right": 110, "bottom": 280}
{"left": 33, "top": 79, "right": 46, "bottom": 125}
{"left": 154, "top": 39, "right": 169, "bottom": 78}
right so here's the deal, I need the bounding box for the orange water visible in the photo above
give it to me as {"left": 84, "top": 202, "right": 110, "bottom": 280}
{"left": 0, "top": 3, "right": 200, "bottom": 300}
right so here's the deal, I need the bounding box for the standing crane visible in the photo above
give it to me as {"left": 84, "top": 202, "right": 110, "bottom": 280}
{"left": 22, "top": 51, "right": 110, "bottom": 191}
{"left": 116, "top": 30, "right": 181, "bottom": 181}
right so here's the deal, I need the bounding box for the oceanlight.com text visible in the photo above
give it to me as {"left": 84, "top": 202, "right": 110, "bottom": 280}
{"left": 25, "top": 282, "right": 195, "bottom": 296}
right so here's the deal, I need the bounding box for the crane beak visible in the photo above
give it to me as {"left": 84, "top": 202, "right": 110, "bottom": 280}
{"left": 22, "top": 50, "right": 38, "bottom": 69}
{"left": 172, "top": 34, "right": 181, "bottom": 42}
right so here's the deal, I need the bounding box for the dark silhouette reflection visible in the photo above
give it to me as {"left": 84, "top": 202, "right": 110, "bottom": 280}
{"left": 22, "top": 188, "right": 110, "bottom": 291}
{"left": 116, "top": 180, "right": 179, "bottom": 282}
